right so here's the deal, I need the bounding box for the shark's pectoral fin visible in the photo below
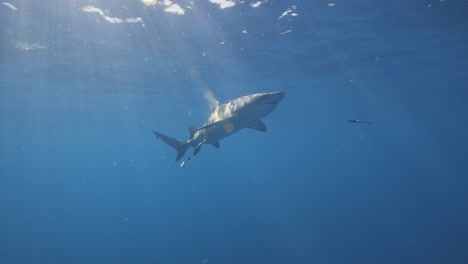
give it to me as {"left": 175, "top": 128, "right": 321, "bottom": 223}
{"left": 193, "top": 139, "right": 206, "bottom": 156}
{"left": 209, "top": 141, "right": 220, "bottom": 149}
{"left": 248, "top": 120, "right": 267, "bottom": 132}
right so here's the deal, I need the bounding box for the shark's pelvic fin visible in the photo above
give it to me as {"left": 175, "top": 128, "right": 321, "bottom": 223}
{"left": 153, "top": 131, "right": 188, "bottom": 162}
{"left": 193, "top": 139, "right": 207, "bottom": 156}
{"left": 248, "top": 120, "right": 267, "bottom": 132}
{"left": 209, "top": 141, "right": 220, "bottom": 149}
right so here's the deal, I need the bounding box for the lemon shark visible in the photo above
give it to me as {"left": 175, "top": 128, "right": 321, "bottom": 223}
{"left": 153, "top": 92, "right": 285, "bottom": 162}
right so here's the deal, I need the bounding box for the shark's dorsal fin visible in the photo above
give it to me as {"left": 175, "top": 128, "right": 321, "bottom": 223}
{"left": 208, "top": 98, "right": 219, "bottom": 113}
{"left": 189, "top": 125, "right": 197, "bottom": 138}
{"left": 248, "top": 120, "right": 267, "bottom": 132}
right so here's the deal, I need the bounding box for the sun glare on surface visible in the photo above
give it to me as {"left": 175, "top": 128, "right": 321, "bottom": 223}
{"left": 141, "top": 0, "right": 157, "bottom": 7}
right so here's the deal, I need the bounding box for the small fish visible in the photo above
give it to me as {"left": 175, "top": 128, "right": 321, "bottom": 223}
{"left": 349, "top": 119, "right": 372, "bottom": 125}
{"left": 180, "top": 157, "right": 191, "bottom": 168}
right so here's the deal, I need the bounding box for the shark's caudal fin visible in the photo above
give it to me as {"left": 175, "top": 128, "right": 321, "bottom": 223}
{"left": 153, "top": 131, "right": 188, "bottom": 162}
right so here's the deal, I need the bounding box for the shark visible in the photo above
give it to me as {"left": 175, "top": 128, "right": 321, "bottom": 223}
{"left": 153, "top": 92, "right": 285, "bottom": 162}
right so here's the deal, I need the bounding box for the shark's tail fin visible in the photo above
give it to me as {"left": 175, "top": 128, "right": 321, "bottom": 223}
{"left": 153, "top": 131, "right": 188, "bottom": 162}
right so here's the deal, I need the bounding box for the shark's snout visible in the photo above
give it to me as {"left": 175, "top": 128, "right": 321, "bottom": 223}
{"left": 263, "top": 92, "right": 285, "bottom": 104}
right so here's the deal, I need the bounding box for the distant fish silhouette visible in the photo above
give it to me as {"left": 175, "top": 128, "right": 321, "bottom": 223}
{"left": 349, "top": 119, "right": 373, "bottom": 125}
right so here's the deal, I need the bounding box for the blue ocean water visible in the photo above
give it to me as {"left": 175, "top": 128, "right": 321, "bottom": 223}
{"left": 1, "top": 0, "right": 468, "bottom": 263}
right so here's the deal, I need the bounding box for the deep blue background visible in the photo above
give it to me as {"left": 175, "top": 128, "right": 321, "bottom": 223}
{"left": 1, "top": 0, "right": 468, "bottom": 263}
